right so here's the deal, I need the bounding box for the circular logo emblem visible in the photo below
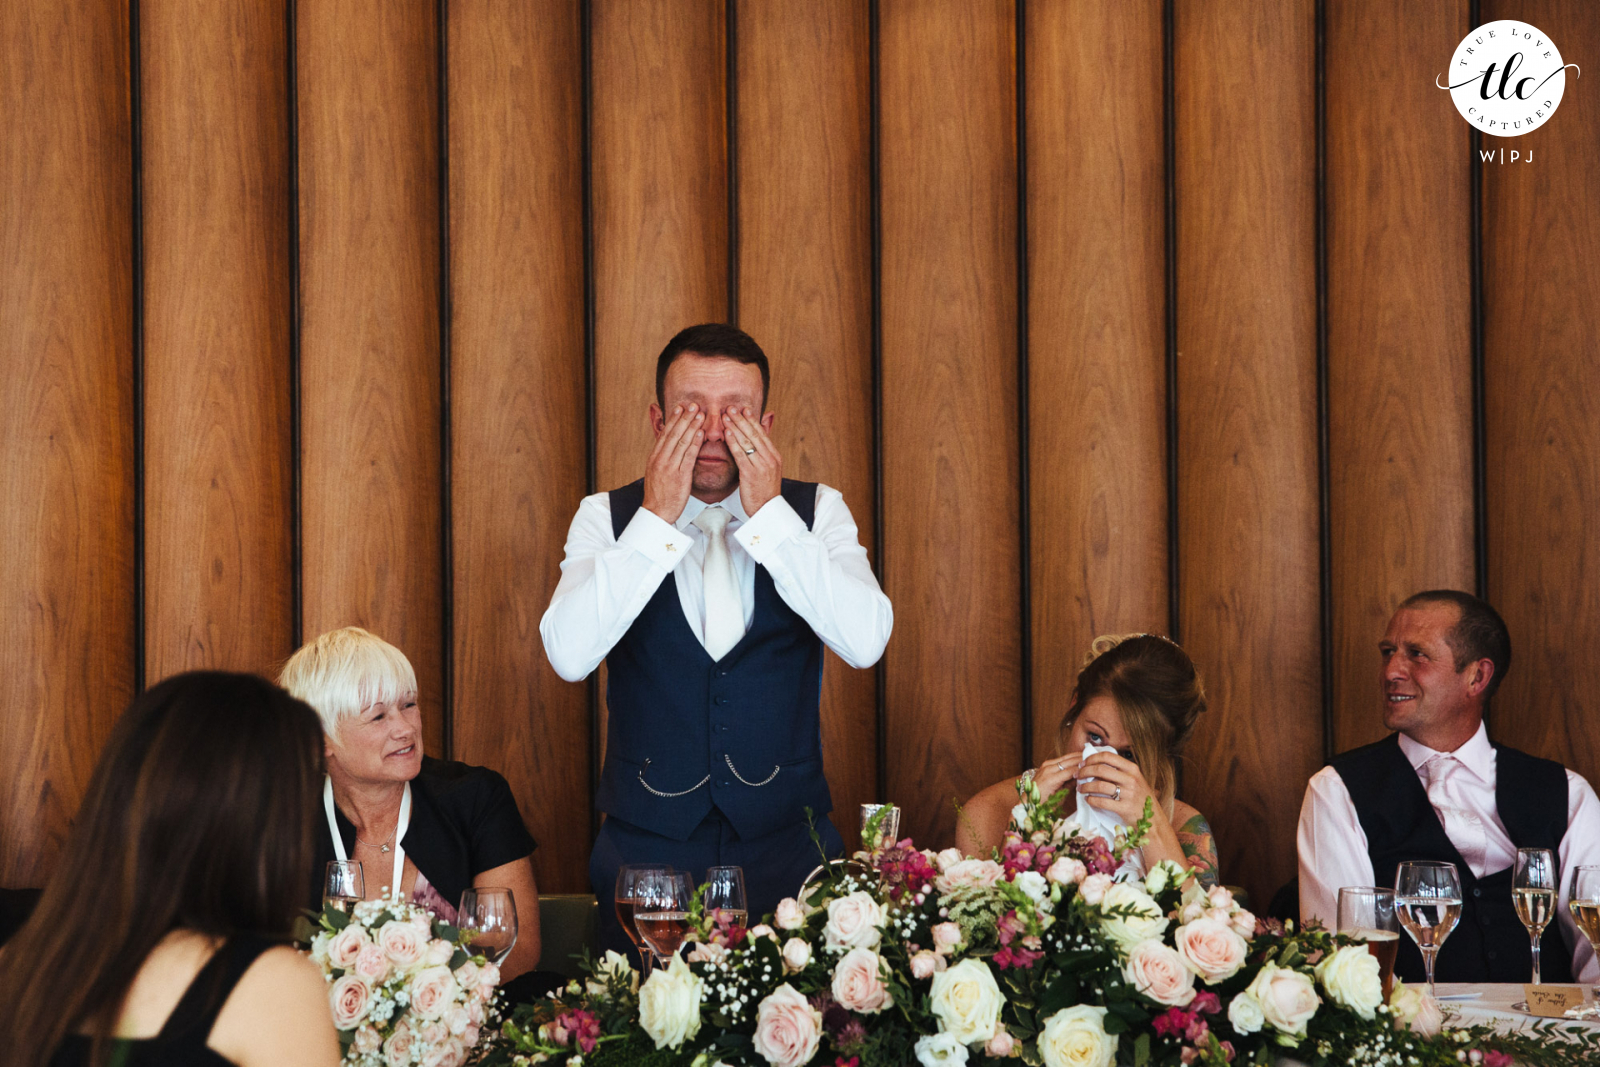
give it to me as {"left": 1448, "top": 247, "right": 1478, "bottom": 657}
{"left": 1439, "top": 21, "right": 1578, "bottom": 136}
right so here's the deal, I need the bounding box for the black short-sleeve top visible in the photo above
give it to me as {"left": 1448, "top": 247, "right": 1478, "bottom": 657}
{"left": 314, "top": 757, "right": 537, "bottom": 913}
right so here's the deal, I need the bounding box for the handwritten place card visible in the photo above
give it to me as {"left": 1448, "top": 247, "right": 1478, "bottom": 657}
{"left": 1524, "top": 984, "right": 1585, "bottom": 1017}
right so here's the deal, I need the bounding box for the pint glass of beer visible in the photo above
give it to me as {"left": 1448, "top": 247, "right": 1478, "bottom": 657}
{"left": 1339, "top": 885, "right": 1401, "bottom": 998}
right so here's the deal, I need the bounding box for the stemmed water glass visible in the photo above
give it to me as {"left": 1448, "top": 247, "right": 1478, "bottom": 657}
{"left": 634, "top": 870, "right": 694, "bottom": 969}
{"left": 458, "top": 887, "right": 518, "bottom": 966}
{"left": 323, "top": 860, "right": 364, "bottom": 911}
{"left": 616, "top": 864, "right": 673, "bottom": 974}
{"left": 1395, "top": 861, "right": 1463, "bottom": 997}
{"left": 703, "top": 866, "right": 748, "bottom": 929}
{"left": 1513, "top": 848, "right": 1557, "bottom": 984}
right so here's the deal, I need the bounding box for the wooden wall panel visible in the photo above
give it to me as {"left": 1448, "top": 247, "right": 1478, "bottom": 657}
{"left": 1174, "top": 0, "right": 1320, "bottom": 908}
{"left": 449, "top": 0, "right": 590, "bottom": 894}
{"left": 591, "top": 0, "right": 727, "bottom": 491}
{"left": 737, "top": 0, "right": 877, "bottom": 847}
{"left": 141, "top": 0, "right": 294, "bottom": 683}
{"left": 0, "top": 0, "right": 136, "bottom": 886}
{"left": 1025, "top": 0, "right": 1168, "bottom": 763}
{"left": 880, "top": 0, "right": 1020, "bottom": 850}
{"left": 297, "top": 0, "right": 444, "bottom": 757}
{"left": 1483, "top": 2, "right": 1600, "bottom": 791}
{"left": 1325, "top": 1, "right": 1474, "bottom": 756}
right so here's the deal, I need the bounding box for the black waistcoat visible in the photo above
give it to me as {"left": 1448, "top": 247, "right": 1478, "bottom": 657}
{"left": 1332, "top": 734, "right": 1571, "bottom": 983}
{"left": 594, "top": 479, "right": 833, "bottom": 842}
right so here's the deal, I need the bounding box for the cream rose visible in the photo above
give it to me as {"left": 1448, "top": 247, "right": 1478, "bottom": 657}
{"left": 936, "top": 847, "right": 966, "bottom": 871}
{"left": 1037, "top": 1004, "right": 1116, "bottom": 1067}
{"left": 379, "top": 918, "right": 429, "bottom": 968}
{"left": 329, "top": 973, "right": 372, "bottom": 1030}
{"left": 328, "top": 925, "right": 371, "bottom": 970}
{"left": 1315, "top": 945, "right": 1383, "bottom": 1019}
{"left": 1122, "top": 939, "right": 1196, "bottom": 1007}
{"left": 598, "top": 948, "right": 639, "bottom": 992}
{"left": 409, "top": 965, "right": 457, "bottom": 1020}
{"left": 1097, "top": 883, "right": 1169, "bottom": 952}
{"left": 354, "top": 942, "right": 392, "bottom": 984}
{"left": 823, "top": 891, "right": 885, "bottom": 952}
{"left": 774, "top": 897, "right": 806, "bottom": 931}
{"left": 831, "top": 948, "right": 892, "bottom": 1013}
{"left": 751, "top": 983, "right": 822, "bottom": 1067}
{"left": 1046, "top": 857, "right": 1087, "bottom": 887}
{"left": 1227, "top": 992, "right": 1264, "bottom": 1034}
{"left": 455, "top": 959, "right": 480, "bottom": 990}
{"left": 423, "top": 937, "right": 455, "bottom": 967}
{"left": 639, "top": 955, "right": 705, "bottom": 1050}
{"left": 1077, "top": 873, "right": 1114, "bottom": 906}
{"left": 1389, "top": 980, "right": 1443, "bottom": 1036}
{"left": 915, "top": 1031, "right": 970, "bottom": 1065}
{"left": 1014, "top": 870, "right": 1049, "bottom": 904}
{"left": 1245, "top": 964, "right": 1320, "bottom": 1037}
{"left": 929, "top": 958, "right": 1005, "bottom": 1044}
{"left": 1144, "top": 859, "right": 1185, "bottom": 895}
{"left": 1174, "top": 918, "right": 1249, "bottom": 984}
{"left": 935, "top": 858, "right": 1005, "bottom": 895}
{"left": 781, "top": 937, "right": 812, "bottom": 973}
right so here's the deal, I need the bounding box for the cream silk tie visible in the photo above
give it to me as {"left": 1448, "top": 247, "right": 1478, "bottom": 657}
{"left": 692, "top": 506, "right": 745, "bottom": 660}
{"left": 1424, "top": 754, "right": 1486, "bottom": 875}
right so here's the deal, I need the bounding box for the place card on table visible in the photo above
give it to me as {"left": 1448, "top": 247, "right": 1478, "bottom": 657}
{"left": 1523, "top": 984, "right": 1586, "bottom": 1017}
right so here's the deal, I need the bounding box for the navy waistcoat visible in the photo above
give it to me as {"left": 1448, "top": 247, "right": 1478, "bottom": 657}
{"left": 1332, "top": 734, "right": 1571, "bottom": 983}
{"left": 594, "top": 479, "right": 834, "bottom": 842}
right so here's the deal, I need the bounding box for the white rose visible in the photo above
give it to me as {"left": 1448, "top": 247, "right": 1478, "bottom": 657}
{"left": 935, "top": 859, "right": 1006, "bottom": 895}
{"left": 1144, "top": 860, "right": 1185, "bottom": 895}
{"left": 936, "top": 847, "right": 966, "bottom": 872}
{"left": 915, "top": 1031, "right": 970, "bottom": 1066}
{"left": 597, "top": 948, "right": 639, "bottom": 992}
{"left": 928, "top": 958, "right": 1004, "bottom": 1045}
{"left": 1173, "top": 918, "right": 1249, "bottom": 984}
{"left": 774, "top": 897, "right": 806, "bottom": 931}
{"left": 1227, "top": 992, "right": 1264, "bottom": 1034}
{"left": 1122, "top": 939, "right": 1196, "bottom": 1007}
{"left": 1315, "top": 945, "right": 1383, "bottom": 1020}
{"left": 423, "top": 938, "right": 455, "bottom": 967}
{"left": 638, "top": 955, "right": 705, "bottom": 1050}
{"left": 1014, "top": 870, "right": 1048, "bottom": 904}
{"left": 781, "top": 937, "right": 812, "bottom": 973}
{"left": 1010, "top": 803, "right": 1030, "bottom": 828}
{"left": 1097, "top": 883, "right": 1169, "bottom": 952}
{"left": 1245, "top": 964, "right": 1321, "bottom": 1038}
{"left": 1037, "top": 1004, "right": 1116, "bottom": 1067}
{"left": 1388, "top": 979, "right": 1443, "bottom": 1036}
{"left": 1077, "top": 873, "right": 1114, "bottom": 906}
{"left": 823, "top": 891, "right": 884, "bottom": 952}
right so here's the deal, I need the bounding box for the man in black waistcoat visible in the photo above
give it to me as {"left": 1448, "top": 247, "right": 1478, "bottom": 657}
{"left": 1297, "top": 590, "right": 1599, "bottom": 984}
{"left": 541, "top": 324, "right": 893, "bottom": 958}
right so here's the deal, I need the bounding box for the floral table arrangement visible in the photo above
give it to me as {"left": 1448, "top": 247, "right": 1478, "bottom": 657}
{"left": 309, "top": 896, "right": 504, "bottom": 1067}
{"left": 487, "top": 787, "right": 1600, "bottom": 1067}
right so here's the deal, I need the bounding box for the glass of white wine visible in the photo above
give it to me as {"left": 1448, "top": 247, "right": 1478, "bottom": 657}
{"left": 1513, "top": 847, "right": 1557, "bottom": 984}
{"left": 1568, "top": 865, "right": 1600, "bottom": 998}
{"left": 323, "top": 860, "right": 364, "bottom": 912}
{"left": 458, "top": 887, "right": 518, "bottom": 966}
{"left": 1396, "top": 860, "right": 1463, "bottom": 998}
{"left": 703, "top": 866, "right": 748, "bottom": 929}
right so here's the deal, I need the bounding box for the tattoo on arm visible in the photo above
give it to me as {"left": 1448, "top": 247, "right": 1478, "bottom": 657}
{"left": 1177, "top": 813, "right": 1220, "bottom": 889}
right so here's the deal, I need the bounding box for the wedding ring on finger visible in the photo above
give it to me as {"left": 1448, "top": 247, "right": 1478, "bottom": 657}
{"left": 1113, "top": 786, "right": 1121, "bottom": 801}
{"left": 1056, "top": 761, "right": 1066, "bottom": 773}
{"left": 743, "top": 447, "right": 756, "bottom": 455}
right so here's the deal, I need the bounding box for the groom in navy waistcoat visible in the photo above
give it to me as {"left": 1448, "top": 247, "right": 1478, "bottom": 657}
{"left": 541, "top": 324, "right": 893, "bottom": 957}
{"left": 1298, "top": 590, "right": 1600, "bottom": 984}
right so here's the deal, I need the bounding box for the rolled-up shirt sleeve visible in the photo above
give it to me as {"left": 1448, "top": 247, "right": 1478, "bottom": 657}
{"left": 539, "top": 494, "right": 693, "bottom": 682}
{"left": 733, "top": 484, "right": 892, "bottom": 669}
{"left": 1297, "top": 766, "right": 1374, "bottom": 933}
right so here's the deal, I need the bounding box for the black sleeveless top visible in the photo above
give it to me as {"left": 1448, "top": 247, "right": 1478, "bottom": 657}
{"left": 50, "top": 936, "right": 276, "bottom": 1067}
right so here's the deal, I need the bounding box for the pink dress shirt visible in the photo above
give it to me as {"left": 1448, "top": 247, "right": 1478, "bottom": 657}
{"left": 1297, "top": 722, "right": 1600, "bottom": 983}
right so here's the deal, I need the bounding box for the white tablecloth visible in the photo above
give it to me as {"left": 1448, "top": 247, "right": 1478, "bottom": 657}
{"left": 1434, "top": 982, "right": 1600, "bottom": 1032}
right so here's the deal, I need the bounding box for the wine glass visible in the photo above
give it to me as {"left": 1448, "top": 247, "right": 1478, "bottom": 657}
{"left": 860, "top": 803, "right": 901, "bottom": 852}
{"left": 616, "top": 864, "right": 672, "bottom": 974}
{"left": 703, "top": 866, "right": 748, "bottom": 929}
{"left": 458, "top": 887, "right": 518, "bottom": 966}
{"left": 1513, "top": 848, "right": 1557, "bottom": 984}
{"left": 634, "top": 870, "right": 693, "bottom": 968}
{"left": 323, "top": 860, "right": 364, "bottom": 912}
{"left": 1567, "top": 865, "right": 1600, "bottom": 998}
{"left": 1338, "top": 886, "right": 1400, "bottom": 998}
{"left": 1395, "top": 861, "right": 1463, "bottom": 997}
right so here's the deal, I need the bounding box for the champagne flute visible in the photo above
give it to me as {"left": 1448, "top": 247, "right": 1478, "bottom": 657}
{"left": 703, "top": 866, "right": 748, "bottom": 929}
{"left": 1567, "top": 865, "right": 1600, "bottom": 998}
{"left": 1513, "top": 847, "right": 1557, "bottom": 984}
{"left": 458, "top": 887, "right": 518, "bottom": 967}
{"left": 1338, "top": 886, "right": 1401, "bottom": 999}
{"left": 634, "top": 870, "right": 693, "bottom": 968}
{"left": 1396, "top": 861, "right": 1463, "bottom": 998}
{"left": 323, "top": 860, "right": 365, "bottom": 912}
{"left": 616, "top": 864, "right": 672, "bottom": 975}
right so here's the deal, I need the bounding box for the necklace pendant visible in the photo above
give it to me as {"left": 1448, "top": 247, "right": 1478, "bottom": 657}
{"left": 380, "top": 844, "right": 391, "bottom": 853}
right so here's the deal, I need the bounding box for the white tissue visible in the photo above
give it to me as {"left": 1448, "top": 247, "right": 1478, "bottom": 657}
{"left": 1073, "top": 741, "right": 1146, "bottom": 879}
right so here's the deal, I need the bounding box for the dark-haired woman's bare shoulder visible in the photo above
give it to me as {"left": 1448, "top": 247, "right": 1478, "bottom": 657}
{"left": 1171, "top": 799, "right": 1220, "bottom": 889}
{"left": 211, "top": 946, "right": 340, "bottom": 1067}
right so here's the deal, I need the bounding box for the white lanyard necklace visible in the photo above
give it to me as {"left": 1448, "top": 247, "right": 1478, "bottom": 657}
{"left": 324, "top": 776, "right": 411, "bottom": 899}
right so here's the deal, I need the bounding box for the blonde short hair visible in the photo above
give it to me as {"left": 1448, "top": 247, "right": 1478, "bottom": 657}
{"left": 278, "top": 627, "right": 418, "bottom": 743}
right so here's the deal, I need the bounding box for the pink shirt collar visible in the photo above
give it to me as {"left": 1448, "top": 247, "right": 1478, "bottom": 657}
{"left": 1397, "top": 720, "right": 1495, "bottom": 786}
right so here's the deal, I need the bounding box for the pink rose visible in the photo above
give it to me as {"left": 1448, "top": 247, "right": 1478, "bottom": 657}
{"left": 781, "top": 937, "right": 812, "bottom": 973}
{"left": 1206, "top": 885, "right": 1236, "bottom": 910}
{"left": 379, "top": 919, "right": 428, "bottom": 968}
{"left": 354, "top": 942, "right": 392, "bottom": 984}
{"left": 830, "top": 948, "right": 892, "bottom": 1014}
{"left": 1046, "top": 857, "right": 1088, "bottom": 886}
{"left": 444, "top": 1004, "right": 472, "bottom": 1036}
{"left": 422, "top": 1037, "right": 467, "bottom": 1067}
{"left": 909, "top": 950, "right": 941, "bottom": 980}
{"left": 751, "top": 983, "right": 822, "bottom": 1067}
{"left": 931, "top": 922, "right": 963, "bottom": 954}
{"left": 985, "top": 1027, "right": 1016, "bottom": 1057}
{"left": 463, "top": 1025, "right": 480, "bottom": 1047}
{"left": 934, "top": 858, "right": 1005, "bottom": 894}
{"left": 1229, "top": 908, "right": 1257, "bottom": 940}
{"left": 1203, "top": 906, "right": 1232, "bottom": 925}
{"left": 383, "top": 1023, "right": 416, "bottom": 1067}
{"left": 749, "top": 923, "right": 778, "bottom": 942}
{"left": 329, "top": 973, "right": 372, "bottom": 1030}
{"left": 1078, "top": 873, "right": 1114, "bottom": 906}
{"left": 774, "top": 897, "right": 806, "bottom": 930}
{"left": 467, "top": 998, "right": 486, "bottom": 1025}
{"left": 1178, "top": 900, "right": 1208, "bottom": 924}
{"left": 687, "top": 940, "right": 728, "bottom": 964}
{"left": 355, "top": 1026, "right": 382, "bottom": 1055}
{"left": 424, "top": 938, "right": 455, "bottom": 966}
{"left": 823, "top": 891, "right": 884, "bottom": 951}
{"left": 1123, "top": 939, "right": 1197, "bottom": 1007}
{"left": 421, "top": 1021, "right": 449, "bottom": 1045}
{"left": 1174, "top": 918, "right": 1249, "bottom": 983}
{"left": 476, "top": 961, "right": 500, "bottom": 990}
{"left": 408, "top": 965, "right": 457, "bottom": 1020}
{"left": 1245, "top": 965, "right": 1321, "bottom": 1037}
{"left": 328, "top": 926, "right": 371, "bottom": 970}
{"left": 454, "top": 959, "right": 480, "bottom": 989}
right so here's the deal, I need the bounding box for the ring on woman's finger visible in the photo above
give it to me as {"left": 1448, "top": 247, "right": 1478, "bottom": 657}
{"left": 1112, "top": 786, "right": 1121, "bottom": 801}
{"left": 1056, "top": 761, "right": 1066, "bottom": 773}
{"left": 743, "top": 447, "right": 756, "bottom": 455}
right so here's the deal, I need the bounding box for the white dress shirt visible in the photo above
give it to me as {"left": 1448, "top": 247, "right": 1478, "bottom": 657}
{"left": 1298, "top": 722, "right": 1600, "bottom": 982}
{"left": 540, "top": 484, "right": 893, "bottom": 682}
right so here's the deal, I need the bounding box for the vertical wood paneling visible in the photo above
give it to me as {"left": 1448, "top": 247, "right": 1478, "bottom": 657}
{"left": 1483, "top": 2, "right": 1600, "bottom": 791}
{"left": 449, "top": 0, "right": 589, "bottom": 893}
{"left": 1325, "top": 1, "right": 1474, "bottom": 756}
{"left": 142, "top": 0, "right": 294, "bottom": 683}
{"left": 880, "top": 0, "right": 1020, "bottom": 850}
{"left": 297, "top": 0, "right": 444, "bottom": 756}
{"left": 1174, "top": 0, "right": 1320, "bottom": 907}
{"left": 591, "top": 0, "right": 727, "bottom": 491}
{"left": 0, "top": 0, "right": 136, "bottom": 886}
{"left": 1025, "top": 0, "right": 1168, "bottom": 762}
{"left": 737, "top": 0, "right": 877, "bottom": 843}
